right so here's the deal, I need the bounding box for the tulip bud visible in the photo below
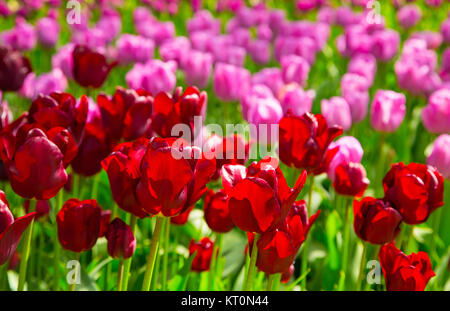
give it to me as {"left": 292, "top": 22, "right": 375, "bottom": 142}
{"left": 116, "top": 34, "right": 154, "bottom": 64}
{"left": 353, "top": 197, "right": 402, "bottom": 244}
{"left": 281, "top": 55, "right": 310, "bottom": 86}
{"left": 72, "top": 45, "right": 117, "bottom": 89}
{"left": 379, "top": 242, "right": 435, "bottom": 291}
{"left": 99, "top": 210, "right": 112, "bottom": 238}
{"left": 427, "top": 134, "right": 450, "bottom": 179}
{"left": 383, "top": 162, "right": 444, "bottom": 225}
{"left": 189, "top": 237, "right": 214, "bottom": 272}
{"left": 333, "top": 162, "right": 369, "bottom": 197}
{"left": 181, "top": 50, "right": 213, "bottom": 89}
{"left": 278, "top": 83, "right": 314, "bottom": 117}
{"left": 422, "top": 89, "right": 450, "bottom": 134}
{"left": 327, "top": 136, "right": 364, "bottom": 181}
{"left": 126, "top": 59, "right": 176, "bottom": 95}
{"left": 57, "top": 198, "right": 101, "bottom": 252}
{"left": 52, "top": 43, "right": 74, "bottom": 79}
{"left": 213, "top": 62, "right": 251, "bottom": 102}
{"left": 0, "top": 45, "right": 32, "bottom": 92}
{"left": 36, "top": 16, "right": 60, "bottom": 48}
{"left": 279, "top": 112, "right": 343, "bottom": 173}
{"left": 397, "top": 4, "right": 422, "bottom": 29}
{"left": 106, "top": 218, "right": 136, "bottom": 260}
{"left": 321, "top": 97, "right": 352, "bottom": 131}
{"left": 370, "top": 90, "right": 406, "bottom": 133}
{"left": 341, "top": 73, "right": 370, "bottom": 123}
{"left": 203, "top": 190, "right": 234, "bottom": 233}
{"left": 1, "top": 128, "right": 68, "bottom": 200}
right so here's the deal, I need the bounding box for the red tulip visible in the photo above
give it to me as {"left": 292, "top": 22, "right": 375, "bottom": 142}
{"left": 0, "top": 191, "right": 36, "bottom": 265}
{"left": 28, "top": 93, "right": 89, "bottom": 144}
{"left": 170, "top": 204, "right": 194, "bottom": 225}
{"left": 0, "top": 128, "right": 68, "bottom": 200}
{"left": 72, "top": 45, "right": 117, "bottom": 88}
{"left": 222, "top": 157, "right": 307, "bottom": 234}
{"left": 97, "top": 87, "right": 153, "bottom": 142}
{"left": 0, "top": 45, "right": 32, "bottom": 92}
{"left": 105, "top": 218, "right": 136, "bottom": 260}
{"left": 71, "top": 121, "right": 111, "bottom": 177}
{"left": 248, "top": 200, "right": 320, "bottom": 274}
{"left": 152, "top": 86, "right": 207, "bottom": 138}
{"left": 57, "top": 198, "right": 101, "bottom": 252}
{"left": 353, "top": 197, "right": 402, "bottom": 244}
{"left": 383, "top": 162, "right": 444, "bottom": 224}
{"left": 279, "top": 112, "right": 343, "bottom": 174}
{"left": 99, "top": 209, "right": 112, "bottom": 238}
{"left": 189, "top": 237, "right": 214, "bottom": 272}
{"left": 203, "top": 189, "right": 234, "bottom": 233}
{"left": 379, "top": 242, "right": 435, "bottom": 291}
{"left": 136, "top": 137, "right": 216, "bottom": 217}
{"left": 333, "top": 162, "right": 369, "bottom": 197}
{"left": 203, "top": 134, "right": 250, "bottom": 180}
{"left": 101, "top": 138, "right": 150, "bottom": 218}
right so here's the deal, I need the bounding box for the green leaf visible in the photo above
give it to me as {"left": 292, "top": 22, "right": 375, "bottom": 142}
{"left": 167, "top": 254, "right": 195, "bottom": 291}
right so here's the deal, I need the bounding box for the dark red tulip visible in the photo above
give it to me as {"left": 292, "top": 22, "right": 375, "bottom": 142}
{"left": 248, "top": 200, "right": 320, "bottom": 275}
{"left": 203, "top": 134, "right": 250, "bottom": 180}
{"left": 28, "top": 93, "right": 89, "bottom": 144}
{"left": 72, "top": 45, "right": 117, "bottom": 88}
{"left": 222, "top": 157, "right": 307, "bottom": 234}
{"left": 24, "top": 200, "right": 50, "bottom": 221}
{"left": 136, "top": 137, "right": 216, "bottom": 217}
{"left": 170, "top": 204, "right": 194, "bottom": 225}
{"left": 105, "top": 218, "right": 136, "bottom": 260}
{"left": 101, "top": 138, "right": 150, "bottom": 218}
{"left": 203, "top": 189, "right": 234, "bottom": 233}
{"left": 97, "top": 87, "right": 153, "bottom": 142}
{"left": 152, "top": 86, "right": 207, "bottom": 138}
{"left": 0, "top": 128, "right": 68, "bottom": 200}
{"left": 189, "top": 237, "right": 214, "bottom": 272}
{"left": 353, "top": 197, "right": 402, "bottom": 245}
{"left": 56, "top": 198, "right": 101, "bottom": 252}
{"left": 0, "top": 191, "right": 36, "bottom": 265}
{"left": 379, "top": 242, "right": 435, "bottom": 291}
{"left": 333, "top": 162, "right": 369, "bottom": 197}
{"left": 71, "top": 122, "right": 111, "bottom": 176}
{"left": 99, "top": 209, "right": 112, "bottom": 238}
{"left": 279, "top": 112, "right": 343, "bottom": 174}
{"left": 45, "top": 127, "right": 78, "bottom": 167}
{"left": 383, "top": 162, "right": 444, "bottom": 224}
{"left": 0, "top": 45, "right": 32, "bottom": 92}
{"left": 281, "top": 264, "right": 295, "bottom": 284}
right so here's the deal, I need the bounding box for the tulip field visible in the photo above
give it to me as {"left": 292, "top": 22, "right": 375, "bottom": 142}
{"left": 0, "top": 0, "right": 450, "bottom": 293}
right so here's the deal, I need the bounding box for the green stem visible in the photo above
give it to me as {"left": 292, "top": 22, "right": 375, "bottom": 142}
{"left": 338, "top": 197, "right": 352, "bottom": 290}
{"left": 161, "top": 220, "right": 171, "bottom": 291}
{"left": 53, "top": 190, "right": 64, "bottom": 290}
{"left": 69, "top": 253, "right": 81, "bottom": 291}
{"left": 17, "top": 200, "right": 36, "bottom": 291}
{"left": 208, "top": 233, "right": 220, "bottom": 291}
{"left": 117, "top": 260, "right": 125, "bottom": 291}
{"left": 376, "top": 134, "right": 386, "bottom": 197}
{"left": 142, "top": 217, "right": 165, "bottom": 291}
{"left": 120, "top": 215, "right": 137, "bottom": 291}
{"left": 356, "top": 242, "right": 368, "bottom": 291}
{"left": 301, "top": 174, "right": 314, "bottom": 290}
{"left": 0, "top": 263, "right": 7, "bottom": 290}
{"left": 91, "top": 173, "right": 101, "bottom": 201}
{"left": 266, "top": 274, "right": 276, "bottom": 291}
{"left": 244, "top": 233, "right": 260, "bottom": 291}
{"left": 215, "top": 233, "right": 224, "bottom": 276}
{"left": 430, "top": 208, "right": 443, "bottom": 254}
{"left": 73, "top": 174, "right": 80, "bottom": 199}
